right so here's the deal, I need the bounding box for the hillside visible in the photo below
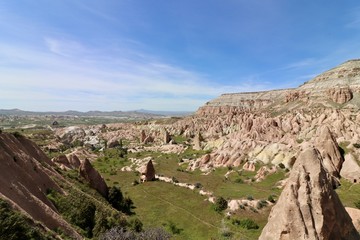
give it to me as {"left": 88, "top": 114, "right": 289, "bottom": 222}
{"left": 198, "top": 59, "right": 360, "bottom": 115}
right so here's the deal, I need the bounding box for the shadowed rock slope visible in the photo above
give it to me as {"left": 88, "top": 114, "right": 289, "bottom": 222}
{"left": 0, "top": 132, "right": 82, "bottom": 238}
{"left": 259, "top": 148, "right": 359, "bottom": 240}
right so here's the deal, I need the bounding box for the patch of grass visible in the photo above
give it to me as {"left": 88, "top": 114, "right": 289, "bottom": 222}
{"left": 336, "top": 179, "right": 360, "bottom": 208}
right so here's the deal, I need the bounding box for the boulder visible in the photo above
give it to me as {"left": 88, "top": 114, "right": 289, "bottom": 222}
{"left": 79, "top": 159, "right": 108, "bottom": 198}
{"left": 259, "top": 148, "right": 359, "bottom": 240}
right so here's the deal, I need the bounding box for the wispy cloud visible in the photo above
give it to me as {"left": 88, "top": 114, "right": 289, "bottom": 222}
{"left": 0, "top": 37, "right": 269, "bottom": 111}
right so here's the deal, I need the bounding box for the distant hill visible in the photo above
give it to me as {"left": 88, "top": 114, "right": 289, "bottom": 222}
{"left": 0, "top": 109, "right": 193, "bottom": 118}
{"left": 135, "top": 109, "right": 193, "bottom": 117}
{"left": 0, "top": 109, "right": 161, "bottom": 118}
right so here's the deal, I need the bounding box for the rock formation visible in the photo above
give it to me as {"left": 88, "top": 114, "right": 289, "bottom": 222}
{"left": 140, "top": 160, "right": 156, "bottom": 182}
{"left": 163, "top": 129, "right": 171, "bottom": 144}
{"left": 108, "top": 138, "right": 120, "bottom": 148}
{"left": 0, "top": 133, "right": 81, "bottom": 238}
{"left": 79, "top": 158, "right": 108, "bottom": 198}
{"left": 314, "top": 126, "right": 344, "bottom": 186}
{"left": 67, "top": 153, "right": 81, "bottom": 169}
{"left": 193, "top": 131, "right": 202, "bottom": 150}
{"left": 327, "top": 87, "right": 353, "bottom": 104}
{"left": 259, "top": 148, "right": 359, "bottom": 240}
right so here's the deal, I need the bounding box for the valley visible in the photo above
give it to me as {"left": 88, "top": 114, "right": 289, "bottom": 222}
{"left": 2, "top": 60, "right": 360, "bottom": 239}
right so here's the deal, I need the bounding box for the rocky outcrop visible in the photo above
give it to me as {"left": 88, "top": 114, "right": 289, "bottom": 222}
{"left": 327, "top": 87, "right": 353, "bottom": 104}
{"left": 259, "top": 148, "right": 359, "bottom": 240}
{"left": 107, "top": 138, "right": 120, "bottom": 148}
{"left": 314, "top": 126, "right": 344, "bottom": 186}
{"left": 193, "top": 131, "right": 202, "bottom": 150}
{"left": 140, "top": 160, "right": 156, "bottom": 182}
{"left": 52, "top": 155, "right": 71, "bottom": 169}
{"left": 163, "top": 129, "right": 170, "bottom": 144}
{"left": 79, "top": 159, "right": 108, "bottom": 198}
{"left": 67, "top": 154, "right": 81, "bottom": 169}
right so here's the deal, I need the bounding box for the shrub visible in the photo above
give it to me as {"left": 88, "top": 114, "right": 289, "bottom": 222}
{"left": 353, "top": 143, "right": 360, "bottom": 149}
{"left": 247, "top": 195, "right": 254, "bottom": 201}
{"left": 166, "top": 221, "right": 182, "bottom": 235}
{"left": 256, "top": 200, "right": 268, "bottom": 209}
{"left": 108, "top": 186, "right": 124, "bottom": 211}
{"left": 354, "top": 200, "right": 360, "bottom": 209}
{"left": 129, "top": 218, "right": 143, "bottom": 233}
{"left": 132, "top": 180, "right": 139, "bottom": 186}
{"left": 70, "top": 201, "right": 96, "bottom": 237}
{"left": 12, "top": 131, "right": 22, "bottom": 138}
{"left": 232, "top": 218, "right": 259, "bottom": 230}
{"left": 171, "top": 177, "right": 179, "bottom": 183}
{"left": 234, "top": 178, "right": 243, "bottom": 184}
{"left": 268, "top": 195, "right": 276, "bottom": 203}
{"left": 278, "top": 163, "right": 285, "bottom": 169}
{"left": 194, "top": 182, "right": 202, "bottom": 189}
{"left": 214, "top": 197, "right": 228, "bottom": 212}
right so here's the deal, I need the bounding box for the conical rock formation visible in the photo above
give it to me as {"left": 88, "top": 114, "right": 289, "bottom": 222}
{"left": 79, "top": 159, "right": 108, "bottom": 198}
{"left": 259, "top": 148, "right": 359, "bottom": 240}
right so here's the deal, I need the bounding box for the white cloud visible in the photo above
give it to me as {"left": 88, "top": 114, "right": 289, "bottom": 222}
{"left": 0, "top": 39, "right": 270, "bottom": 111}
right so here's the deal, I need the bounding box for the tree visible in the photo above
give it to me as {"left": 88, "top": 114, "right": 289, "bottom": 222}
{"left": 70, "top": 200, "right": 96, "bottom": 237}
{"left": 214, "top": 197, "right": 228, "bottom": 212}
{"left": 108, "top": 186, "right": 124, "bottom": 211}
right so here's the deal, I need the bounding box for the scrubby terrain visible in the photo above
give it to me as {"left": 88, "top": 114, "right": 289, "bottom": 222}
{"left": 2, "top": 60, "right": 360, "bottom": 239}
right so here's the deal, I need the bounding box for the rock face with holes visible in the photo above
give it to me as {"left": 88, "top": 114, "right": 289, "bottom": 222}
{"left": 259, "top": 148, "right": 359, "bottom": 240}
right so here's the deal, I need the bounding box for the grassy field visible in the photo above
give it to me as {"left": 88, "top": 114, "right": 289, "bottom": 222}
{"left": 93, "top": 147, "right": 287, "bottom": 239}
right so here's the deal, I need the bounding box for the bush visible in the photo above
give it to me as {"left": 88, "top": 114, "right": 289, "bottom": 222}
{"left": 12, "top": 131, "right": 22, "bottom": 138}
{"left": 70, "top": 201, "right": 96, "bottom": 237}
{"left": 247, "top": 195, "right": 254, "bottom": 201}
{"left": 278, "top": 163, "right": 285, "bottom": 169}
{"left": 353, "top": 143, "right": 360, "bottom": 149}
{"left": 214, "top": 197, "right": 228, "bottom": 212}
{"left": 165, "top": 221, "right": 182, "bottom": 235}
{"left": 234, "top": 178, "right": 243, "bottom": 184}
{"left": 108, "top": 186, "right": 124, "bottom": 211}
{"left": 268, "top": 195, "right": 276, "bottom": 203}
{"left": 129, "top": 218, "right": 143, "bottom": 233}
{"left": 194, "top": 182, "right": 202, "bottom": 189}
{"left": 256, "top": 200, "right": 268, "bottom": 209}
{"left": 232, "top": 218, "right": 259, "bottom": 230}
{"left": 354, "top": 200, "right": 360, "bottom": 209}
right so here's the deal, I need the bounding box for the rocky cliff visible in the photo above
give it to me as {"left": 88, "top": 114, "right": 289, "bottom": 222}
{"left": 198, "top": 59, "right": 360, "bottom": 115}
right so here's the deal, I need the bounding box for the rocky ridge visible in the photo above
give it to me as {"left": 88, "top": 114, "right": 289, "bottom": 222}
{"left": 198, "top": 59, "right": 360, "bottom": 115}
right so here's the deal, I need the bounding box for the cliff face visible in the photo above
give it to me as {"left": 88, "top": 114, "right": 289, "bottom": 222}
{"left": 198, "top": 59, "right": 360, "bottom": 115}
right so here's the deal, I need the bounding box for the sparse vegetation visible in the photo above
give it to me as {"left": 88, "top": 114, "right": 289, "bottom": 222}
{"left": 0, "top": 198, "right": 52, "bottom": 239}
{"left": 231, "top": 218, "right": 259, "bottom": 230}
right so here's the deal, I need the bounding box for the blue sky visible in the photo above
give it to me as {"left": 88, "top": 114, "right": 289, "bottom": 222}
{"left": 1, "top": 1, "right": 360, "bottom": 111}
